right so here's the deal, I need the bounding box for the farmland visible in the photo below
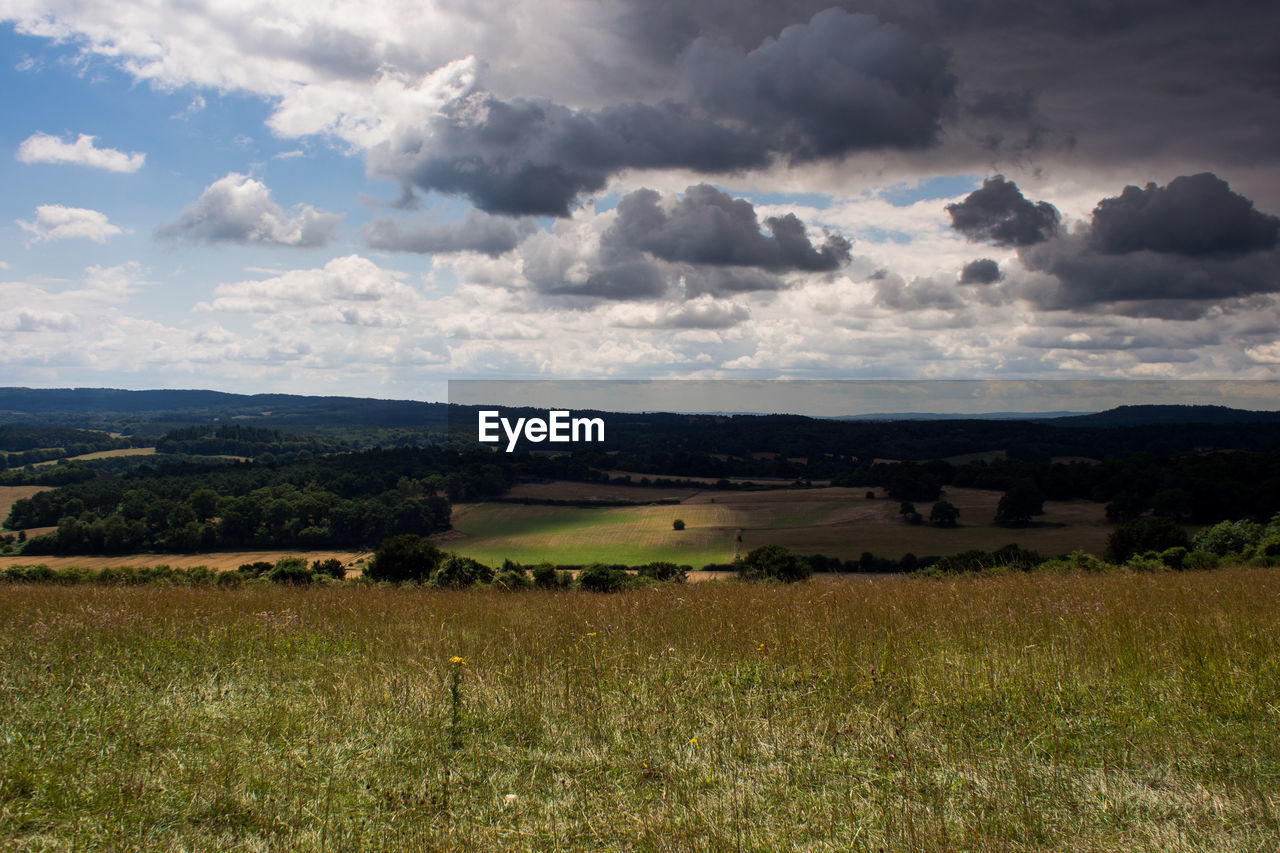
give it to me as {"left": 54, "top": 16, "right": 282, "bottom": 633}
{"left": 447, "top": 484, "right": 1114, "bottom": 566}
{"left": 32, "top": 447, "right": 157, "bottom": 467}
{"left": 2, "top": 569, "right": 1277, "bottom": 850}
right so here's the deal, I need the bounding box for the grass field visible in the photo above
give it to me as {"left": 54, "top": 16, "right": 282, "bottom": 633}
{"left": 0, "top": 486, "right": 49, "bottom": 531}
{"left": 448, "top": 485, "right": 1115, "bottom": 566}
{"left": 502, "top": 481, "right": 703, "bottom": 503}
{"left": 31, "top": 447, "right": 157, "bottom": 467}
{"left": 1, "top": 569, "right": 1277, "bottom": 850}
{"left": 0, "top": 549, "right": 370, "bottom": 573}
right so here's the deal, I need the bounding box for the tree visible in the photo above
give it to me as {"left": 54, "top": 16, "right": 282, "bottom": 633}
{"left": 1192, "top": 519, "right": 1263, "bottom": 556}
{"left": 929, "top": 501, "right": 960, "bottom": 528}
{"left": 1105, "top": 516, "right": 1188, "bottom": 563}
{"left": 365, "top": 534, "right": 443, "bottom": 583}
{"left": 737, "top": 545, "right": 811, "bottom": 583}
{"left": 995, "top": 481, "right": 1045, "bottom": 526}
{"left": 672, "top": 518, "right": 686, "bottom": 530}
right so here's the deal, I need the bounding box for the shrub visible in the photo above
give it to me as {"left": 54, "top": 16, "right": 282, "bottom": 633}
{"left": 311, "top": 558, "right": 346, "bottom": 580}
{"left": 1192, "top": 519, "right": 1263, "bottom": 557}
{"left": 1159, "top": 546, "right": 1188, "bottom": 570}
{"left": 1124, "top": 554, "right": 1169, "bottom": 572}
{"left": 1184, "top": 550, "right": 1220, "bottom": 570}
{"left": 216, "top": 571, "right": 245, "bottom": 589}
{"left": 532, "top": 562, "right": 558, "bottom": 589}
{"left": 431, "top": 554, "right": 495, "bottom": 589}
{"left": 737, "top": 545, "right": 811, "bottom": 583}
{"left": 637, "top": 561, "right": 688, "bottom": 583}
{"left": 267, "top": 556, "right": 314, "bottom": 585}
{"left": 578, "top": 563, "right": 633, "bottom": 592}
{"left": 238, "top": 561, "right": 274, "bottom": 577}
{"left": 493, "top": 566, "right": 530, "bottom": 590}
{"left": 672, "top": 519, "right": 685, "bottom": 531}
{"left": 366, "top": 534, "right": 443, "bottom": 583}
{"left": 1038, "top": 550, "right": 1113, "bottom": 573}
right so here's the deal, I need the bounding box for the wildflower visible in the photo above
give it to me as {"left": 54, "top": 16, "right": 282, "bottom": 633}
{"left": 689, "top": 737, "right": 698, "bottom": 745}
{"left": 449, "top": 656, "right": 466, "bottom": 666}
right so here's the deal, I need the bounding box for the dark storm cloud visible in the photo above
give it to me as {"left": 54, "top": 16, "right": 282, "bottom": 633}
{"left": 682, "top": 266, "right": 788, "bottom": 295}
{"left": 1009, "top": 174, "right": 1280, "bottom": 317}
{"left": 369, "top": 95, "right": 771, "bottom": 217}
{"left": 363, "top": 209, "right": 534, "bottom": 256}
{"left": 523, "top": 252, "right": 786, "bottom": 302}
{"left": 959, "top": 258, "right": 1002, "bottom": 284}
{"left": 1088, "top": 173, "right": 1279, "bottom": 256}
{"left": 614, "top": 1, "right": 1280, "bottom": 184}
{"left": 527, "top": 254, "right": 669, "bottom": 301}
{"left": 947, "top": 176, "right": 1060, "bottom": 247}
{"left": 964, "top": 89, "right": 1035, "bottom": 122}
{"left": 605, "top": 185, "right": 851, "bottom": 272}
{"left": 682, "top": 9, "right": 955, "bottom": 161}
{"left": 372, "top": 10, "right": 955, "bottom": 216}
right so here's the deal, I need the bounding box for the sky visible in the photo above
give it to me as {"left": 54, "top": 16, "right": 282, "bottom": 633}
{"left": 2, "top": 0, "right": 1280, "bottom": 404}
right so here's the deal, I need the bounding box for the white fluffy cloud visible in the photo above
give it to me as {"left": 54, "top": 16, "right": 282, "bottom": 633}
{"left": 197, "top": 254, "right": 420, "bottom": 324}
{"left": 16, "top": 132, "right": 145, "bottom": 172}
{"left": 160, "top": 173, "right": 343, "bottom": 247}
{"left": 16, "top": 204, "right": 125, "bottom": 244}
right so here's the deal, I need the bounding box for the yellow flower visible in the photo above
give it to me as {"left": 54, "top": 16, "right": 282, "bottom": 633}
{"left": 449, "top": 656, "right": 466, "bottom": 666}
{"left": 689, "top": 737, "right": 698, "bottom": 745}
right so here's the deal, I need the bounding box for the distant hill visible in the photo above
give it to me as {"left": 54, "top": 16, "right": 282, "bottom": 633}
{"left": 0, "top": 387, "right": 448, "bottom": 432}
{"left": 835, "top": 411, "right": 1091, "bottom": 421}
{"left": 1043, "top": 404, "right": 1280, "bottom": 427}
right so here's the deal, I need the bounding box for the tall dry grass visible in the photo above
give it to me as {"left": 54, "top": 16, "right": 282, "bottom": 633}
{"left": 1, "top": 569, "right": 1278, "bottom": 850}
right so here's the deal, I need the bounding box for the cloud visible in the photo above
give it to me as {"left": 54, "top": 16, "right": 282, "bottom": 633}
{"left": 1003, "top": 174, "right": 1280, "bottom": 317}
{"left": 605, "top": 185, "right": 851, "bottom": 271}
{"left": 959, "top": 258, "right": 1001, "bottom": 284}
{"left": 197, "top": 255, "right": 415, "bottom": 323}
{"left": 494, "top": 189, "right": 831, "bottom": 303}
{"left": 160, "top": 173, "right": 343, "bottom": 247}
{"left": 872, "top": 270, "right": 964, "bottom": 311}
{"left": 364, "top": 209, "right": 535, "bottom": 256}
{"left": 370, "top": 10, "right": 956, "bottom": 216}
{"left": 16, "top": 205, "right": 125, "bottom": 244}
{"left": 1088, "top": 173, "right": 1279, "bottom": 255}
{"left": 0, "top": 262, "right": 149, "bottom": 337}
{"left": 683, "top": 9, "right": 955, "bottom": 161}
{"left": 946, "top": 175, "right": 1060, "bottom": 246}
{"left": 608, "top": 295, "right": 750, "bottom": 329}
{"left": 368, "top": 94, "right": 771, "bottom": 216}
{"left": 15, "top": 132, "right": 145, "bottom": 172}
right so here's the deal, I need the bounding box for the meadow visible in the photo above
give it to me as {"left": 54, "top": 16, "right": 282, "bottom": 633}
{"left": 2, "top": 569, "right": 1277, "bottom": 851}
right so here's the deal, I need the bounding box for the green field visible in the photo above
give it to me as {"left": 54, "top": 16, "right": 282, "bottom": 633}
{"left": 448, "top": 501, "right": 736, "bottom": 566}
{"left": 2, "top": 570, "right": 1278, "bottom": 850}
{"left": 447, "top": 485, "right": 1115, "bottom": 566}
